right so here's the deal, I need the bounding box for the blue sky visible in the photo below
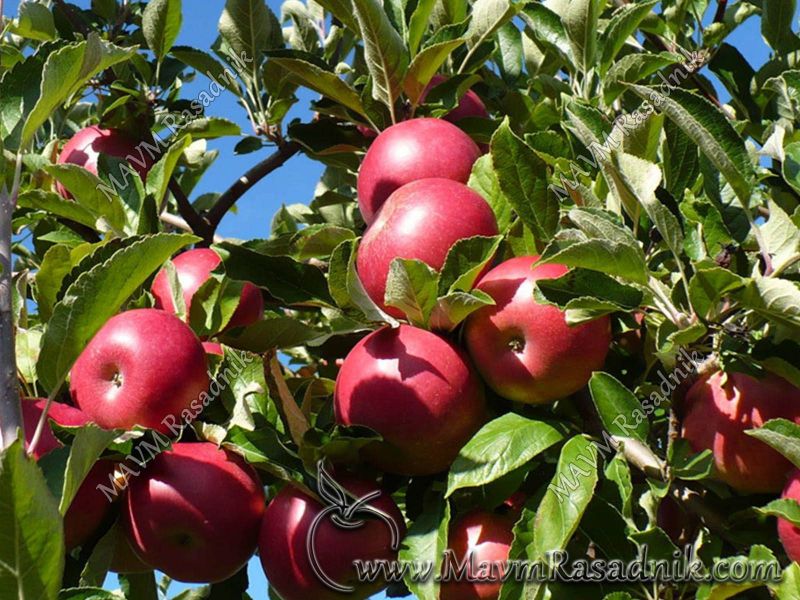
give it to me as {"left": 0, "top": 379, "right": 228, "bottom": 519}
{"left": 1, "top": 0, "right": 784, "bottom": 598}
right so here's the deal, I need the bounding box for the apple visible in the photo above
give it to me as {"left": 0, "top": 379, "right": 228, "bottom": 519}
{"left": 151, "top": 248, "right": 264, "bottom": 332}
{"left": 124, "top": 442, "right": 265, "bottom": 583}
{"left": 357, "top": 119, "right": 482, "bottom": 224}
{"left": 682, "top": 371, "right": 800, "bottom": 493}
{"left": 463, "top": 256, "right": 611, "bottom": 404}
{"left": 70, "top": 308, "right": 210, "bottom": 433}
{"left": 64, "top": 460, "right": 118, "bottom": 550}
{"left": 357, "top": 178, "right": 498, "bottom": 317}
{"left": 440, "top": 510, "right": 514, "bottom": 600}
{"left": 202, "top": 341, "right": 224, "bottom": 356}
{"left": 21, "top": 397, "right": 90, "bottom": 459}
{"left": 56, "top": 126, "right": 153, "bottom": 198}
{"left": 334, "top": 324, "right": 486, "bottom": 475}
{"left": 259, "top": 475, "right": 406, "bottom": 600}
{"left": 421, "top": 75, "right": 489, "bottom": 123}
{"left": 778, "top": 469, "right": 800, "bottom": 563}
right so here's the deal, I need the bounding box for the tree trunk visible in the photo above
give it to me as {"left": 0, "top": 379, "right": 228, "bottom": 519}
{"left": 0, "top": 190, "right": 20, "bottom": 450}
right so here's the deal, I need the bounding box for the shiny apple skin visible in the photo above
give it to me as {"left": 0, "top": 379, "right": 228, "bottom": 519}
{"left": 69, "top": 309, "right": 210, "bottom": 433}
{"left": 21, "top": 397, "right": 90, "bottom": 459}
{"left": 357, "top": 118, "right": 482, "bottom": 224}
{"left": 64, "top": 460, "right": 118, "bottom": 549}
{"left": 259, "top": 476, "right": 406, "bottom": 600}
{"left": 334, "top": 324, "right": 486, "bottom": 475}
{"left": 779, "top": 469, "right": 800, "bottom": 563}
{"left": 357, "top": 178, "right": 498, "bottom": 317}
{"left": 151, "top": 248, "right": 263, "bottom": 332}
{"left": 682, "top": 371, "right": 800, "bottom": 493}
{"left": 463, "top": 256, "right": 611, "bottom": 404}
{"left": 124, "top": 442, "right": 265, "bottom": 583}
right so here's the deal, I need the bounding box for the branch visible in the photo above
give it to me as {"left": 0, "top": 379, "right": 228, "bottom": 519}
{"left": 167, "top": 179, "right": 213, "bottom": 243}
{"left": 159, "top": 212, "right": 224, "bottom": 243}
{"left": 205, "top": 141, "right": 301, "bottom": 233}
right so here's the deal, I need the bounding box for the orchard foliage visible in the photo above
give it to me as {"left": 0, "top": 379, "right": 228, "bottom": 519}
{"left": 1, "top": 0, "right": 800, "bottom": 598}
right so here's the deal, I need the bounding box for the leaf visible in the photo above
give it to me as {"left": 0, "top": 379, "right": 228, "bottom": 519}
{"left": 437, "top": 235, "right": 502, "bottom": 294}
{"left": 384, "top": 259, "right": 439, "bottom": 327}
{"left": 23, "top": 34, "right": 137, "bottom": 146}
{"left": 599, "top": 0, "right": 657, "bottom": 70}
{"left": 182, "top": 117, "right": 242, "bottom": 139}
{"left": 428, "top": 289, "right": 494, "bottom": 331}
{"left": 746, "top": 418, "right": 800, "bottom": 468}
{"left": 37, "top": 234, "right": 197, "bottom": 391}
{"left": 741, "top": 277, "right": 800, "bottom": 334}
{"left": 219, "top": 314, "right": 319, "bottom": 351}
{"left": 447, "top": 414, "right": 566, "bottom": 496}
{"left": 626, "top": 85, "right": 754, "bottom": 206}
{"left": 589, "top": 372, "right": 649, "bottom": 442}
{"left": 688, "top": 267, "right": 746, "bottom": 320}
{"left": 352, "top": 0, "right": 409, "bottom": 116}
{"left": 762, "top": 199, "right": 800, "bottom": 274}
{"left": 171, "top": 46, "right": 242, "bottom": 95}
{"left": 403, "top": 39, "right": 466, "bottom": 106}
{"left": 408, "top": 0, "right": 438, "bottom": 54}
{"left": 696, "top": 545, "right": 780, "bottom": 600}
{"left": 0, "top": 441, "right": 64, "bottom": 600}
{"left": 399, "top": 495, "right": 449, "bottom": 600}
{"left": 562, "top": 0, "right": 599, "bottom": 71}
{"left": 17, "top": 190, "right": 98, "bottom": 231}
{"left": 490, "top": 118, "right": 558, "bottom": 243}
{"left": 142, "top": 0, "right": 182, "bottom": 61}
{"left": 314, "top": 0, "right": 359, "bottom": 31}
{"left": 762, "top": 0, "right": 799, "bottom": 54}
{"left": 602, "top": 52, "right": 680, "bottom": 104}
{"left": 465, "top": 0, "right": 516, "bottom": 53}
{"left": 13, "top": 2, "right": 56, "bottom": 41}
{"left": 519, "top": 3, "right": 572, "bottom": 62}
{"left": 145, "top": 135, "right": 192, "bottom": 203}
{"left": 219, "top": 0, "right": 283, "bottom": 61}
{"left": 468, "top": 155, "right": 513, "bottom": 231}
{"left": 755, "top": 498, "right": 800, "bottom": 526}
{"left": 59, "top": 426, "right": 119, "bottom": 514}
{"left": 782, "top": 141, "right": 800, "bottom": 195}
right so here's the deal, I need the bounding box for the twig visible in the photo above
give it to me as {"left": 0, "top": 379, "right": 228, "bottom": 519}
{"left": 205, "top": 141, "right": 301, "bottom": 233}
{"left": 167, "top": 179, "right": 213, "bottom": 243}
{"left": 159, "top": 212, "right": 224, "bottom": 243}
{"left": 713, "top": 0, "right": 728, "bottom": 23}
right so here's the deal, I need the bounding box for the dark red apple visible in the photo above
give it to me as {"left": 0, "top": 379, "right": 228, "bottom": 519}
{"left": 440, "top": 511, "right": 514, "bottom": 600}
{"left": 463, "top": 256, "right": 611, "bottom": 404}
{"left": 334, "top": 324, "right": 486, "bottom": 475}
{"left": 56, "top": 126, "right": 154, "bottom": 197}
{"left": 124, "top": 442, "right": 265, "bottom": 583}
{"left": 357, "top": 178, "right": 498, "bottom": 317}
{"left": 357, "top": 118, "right": 482, "bottom": 224}
{"left": 70, "top": 309, "right": 210, "bottom": 433}
{"left": 682, "top": 371, "right": 800, "bottom": 493}
{"left": 64, "top": 460, "right": 118, "bottom": 550}
{"left": 21, "top": 397, "right": 90, "bottom": 458}
{"left": 421, "top": 75, "right": 489, "bottom": 123}
{"left": 259, "top": 476, "right": 406, "bottom": 600}
{"left": 151, "top": 248, "right": 263, "bottom": 332}
{"left": 779, "top": 469, "right": 800, "bottom": 563}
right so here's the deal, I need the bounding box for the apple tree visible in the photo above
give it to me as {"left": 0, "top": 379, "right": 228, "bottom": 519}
{"left": 1, "top": 0, "right": 800, "bottom": 598}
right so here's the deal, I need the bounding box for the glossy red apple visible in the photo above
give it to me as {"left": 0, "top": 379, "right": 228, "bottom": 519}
{"left": 70, "top": 309, "right": 210, "bottom": 432}
{"left": 463, "top": 256, "right": 611, "bottom": 404}
{"left": 357, "top": 119, "right": 482, "bottom": 224}
{"left": 151, "top": 248, "right": 263, "bottom": 332}
{"left": 64, "top": 460, "right": 118, "bottom": 550}
{"left": 124, "top": 442, "right": 265, "bottom": 583}
{"left": 421, "top": 75, "right": 489, "bottom": 123}
{"left": 357, "top": 178, "right": 498, "bottom": 317}
{"left": 440, "top": 511, "right": 514, "bottom": 600}
{"left": 21, "top": 397, "right": 90, "bottom": 458}
{"left": 56, "top": 126, "right": 154, "bottom": 197}
{"left": 259, "top": 476, "right": 406, "bottom": 600}
{"left": 334, "top": 324, "right": 486, "bottom": 475}
{"left": 779, "top": 469, "right": 800, "bottom": 563}
{"left": 682, "top": 371, "right": 800, "bottom": 493}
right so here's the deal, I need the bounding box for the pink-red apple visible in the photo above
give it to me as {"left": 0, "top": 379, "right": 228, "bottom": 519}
{"left": 259, "top": 476, "right": 406, "bottom": 600}
{"left": 151, "top": 248, "right": 263, "bottom": 332}
{"left": 21, "top": 397, "right": 90, "bottom": 458}
{"left": 56, "top": 126, "right": 153, "bottom": 198}
{"left": 422, "top": 75, "right": 489, "bottom": 123}
{"left": 357, "top": 178, "right": 498, "bottom": 317}
{"left": 202, "top": 341, "right": 224, "bottom": 356}
{"left": 779, "top": 469, "right": 800, "bottom": 563}
{"left": 334, "top": 324, "right": 486, "bottom": 475}
{"left": 682, "top": 371, "right": 800, "bottom": 493}
{"left": 70, "top": 309, "right": 210, "bottom": 432}
{"left": 124, "top": 442, "right": 265, "bottom": 583}
{"left": 357, "top": 119, "right": 482, "bottom": 224}
{"left": 64, "top": 460, "right": 118, "bottom": 550}
{"left": 463, "top": 256, "right": 611, "bottom": 404}
{"left": 440, "top": 510, "right": 514, "bottom": 600}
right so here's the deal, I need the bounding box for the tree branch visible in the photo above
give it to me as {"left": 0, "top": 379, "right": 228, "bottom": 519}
{"left": 167, "top": 178, "right": 213, "bottom": 243}
{"left": 205, "top": 141, "right": 301, "bottom": 233}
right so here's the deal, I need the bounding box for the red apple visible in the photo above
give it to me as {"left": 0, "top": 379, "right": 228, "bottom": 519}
{"left": 682, "top": 371, "right": 800, "bottom": 493}
{"left": 21, "top": 397, "right": 90, "bottom": 459}
{"left": 202, "top": 341, "right": 224, "bottom": 356}
{"left": 334, "top": 324, "right": 486, "bottom": 475}
{"left": 124, "top": 442, "right": 265, "bottom": 583}
{"left": 463, "top": 256, "right": 611, "bottom": 404}
{"left": 357, "top": 119, "right": 482, "bottom": 224}
{"left": 440, "top": 511, "right": 514, "bottom": 600}
{"left": 64, "top": 460, "right": 118, "bottom": 550}
{"left": 779, "top": 469, "right": 800, "bottom": 563}
{"left": 357, "top": 178, "right": 498, "bottom": 317}
{"left": 151, "top": 248, "right": 263, "bottom": 332}
{"left": 70, "top": 309, "right": 210, "bottom": 433}
{"left": 56, "top": 126, "right": 154, "bottom": 198}
{"left": 421, "top": 75, "right": 489, "bottom": 123}
{"left": 259, "top": 476, "right": 406, "bottom": 600}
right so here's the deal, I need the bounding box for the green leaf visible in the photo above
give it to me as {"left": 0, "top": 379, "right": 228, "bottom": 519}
{"left": 171, "top": 46, "right": 242, "bottom": 95}
{"left": 219, "top": 315, "right": 318, "bottom": 351}
{"left": 519, "top": 3, "right": 572, "bottom": 63}
{"left": 746, "top": 418, "right": 800, "bottom": 468}
{"left": 782, "top": 141, "right": 800, "bottom": 196}
{"left": 408, "top": 0, "right": 438, "bottom": 54}
{"left": 145, "top": 135, "right": 192, "bottom": 203}
{"left": 37, "top": 234, "right": 197, "bottom": 391}
{"left": 599, "top": 0, "right": 657, "bottom": 70}
{"left": 23, "top": 34, "right": 137, "bottom": 146}
{"left": 142, "top": 0, "right": 182, "bottom": 61}
{"left": 447, "top": 414, "right": 566, "bottom": 496}
{"left": 182, "top": 117, "right": 242, "bottom": 139}
{"left": 17, "top": 189, "right": 98, "bottom": 231}
{"left": 12, "top": 2, "right": 56, "bottom": 41}
{"left": 464, "top": 0, "right": 517, "bottom": 54}
{"left": 490, "top": 118, "right": 558, "bottom": 243}
{"left": 437, "top": 235, "right": 502, "bottom": 295}
{"left": 562, "top": 0, "right": 599, "bottom": 71}
{"left": 468, "top": 154, "right": 513, "bottom": 231}
{"left": 384, "top": 258, "right": 439, "bottom": 327}
{"left": 602, "top": 52, "right": 680, "bottom": 104}
{"left": 219, "top": 0, "right": 283, "bottom": 60}
{"left": 428, "top": 289, "right": 494, "bottom": 331}
{"left": 399, "top": 494, "right": 450, "bottom": 600}
{"left": 59, "top": 426, "right": 119, "bottom": 514}
{"left": 762, "top": 199, "right": 800, "bottom": 275}
{"left": 403, "top": 39, "right": 466, "bottom": 106}
{"left": 59, "top": 588, "right": 125, "bottom": 599}
{"left": 696, "top": 545, "right": 780, "bottom": 600}
{"left": 688, "top": 267, "right": 746, "bottom": 320}
{"left": 589, "top": 372, "right": 649, "bottom": 442}
{"left": 314, "top": 0, "right": 359, "bottom": 31}
{"left": 0, "top": 441, "right": 64, "bottom": 600}
{"left": 740, "top": 277, "right": 800, "bottom": 334}
{"left": 626, "top": 85, "right": 754, "bottom": 206}
{"left": 352, "top": 0, "right": 409, "bottom": 117}
{"left": 755, "top": 498, "right": 800, "bottom": 526}
{"left": 762, "top": 0, "right": 800, "bottom": 54}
